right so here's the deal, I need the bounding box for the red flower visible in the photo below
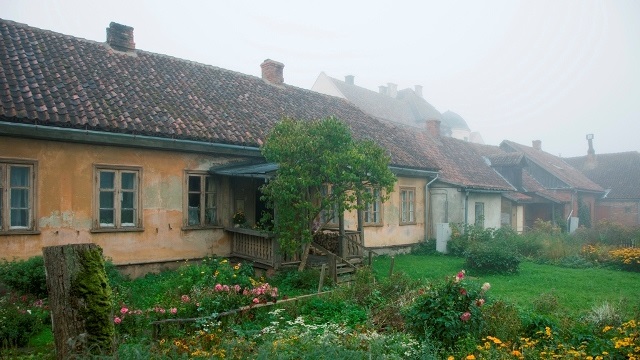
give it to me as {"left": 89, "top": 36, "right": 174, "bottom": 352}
{"left": 459, "top": 288, "right": 467, "bottom": 296}
{"left": 460, "top": 312, "right": 471, "bottom": 322}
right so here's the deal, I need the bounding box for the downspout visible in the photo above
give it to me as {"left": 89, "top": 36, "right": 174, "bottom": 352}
{"left": 464, "top": 190, "right": 470, "bottom": 225}
{"left": 424, "top": 174, "right": 439, "bottom": 242}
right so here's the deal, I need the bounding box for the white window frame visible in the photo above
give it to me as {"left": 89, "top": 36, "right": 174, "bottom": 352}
{"left": 183, "top": 171, "right": 219, "bottom": 229}
{"left": 93, "top": 165, "right": 142, "bottom": 232}
{"left": 363, "top": 187, "right": 383, "bottom": 226}
{"left": 400, "top": 187, "right": 416, "bottom": 225}
{"left": 0, "top": 159, "right": 37, "bottom": 234}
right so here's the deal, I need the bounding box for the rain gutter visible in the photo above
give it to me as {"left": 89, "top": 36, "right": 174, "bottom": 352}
{"left": 0, "top": 122, "right": 263, "bottom": 157}
{"left": 424, "top": 173, "right": 439, "bottom": 241}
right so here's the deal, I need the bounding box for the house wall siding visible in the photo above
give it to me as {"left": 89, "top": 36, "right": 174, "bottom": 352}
{"left": 0, "top": 136, "right": 242, "bottom": 264}
{"left": 595, "top": 200, "right": 640, "bottom": 227}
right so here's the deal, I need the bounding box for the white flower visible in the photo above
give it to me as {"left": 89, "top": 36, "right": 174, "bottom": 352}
{"left": 482, "top": 282, "right": 491, "bottom": 292}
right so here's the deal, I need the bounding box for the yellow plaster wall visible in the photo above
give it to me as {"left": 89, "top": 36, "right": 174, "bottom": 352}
{"left": 0, "top": 136, "right": 239, "bottom": 264}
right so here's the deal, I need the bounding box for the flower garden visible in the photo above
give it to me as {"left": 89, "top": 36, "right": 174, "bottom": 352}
{"left": 0, "top": 220, "right": 639, "bottom": 359}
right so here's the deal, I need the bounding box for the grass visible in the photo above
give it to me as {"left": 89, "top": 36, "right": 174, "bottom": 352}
{"left": 372, "top": 254, "right": 640, "bottom": 318}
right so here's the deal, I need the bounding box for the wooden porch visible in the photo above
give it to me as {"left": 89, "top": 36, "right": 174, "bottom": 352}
{"left": 226, "top": 227, "right": 368, "bottom": 283}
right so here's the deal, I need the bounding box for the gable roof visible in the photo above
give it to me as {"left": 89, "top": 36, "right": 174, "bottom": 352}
{"left": 0, "top": 19, "right": 438, "bottom": 171}
{"left": 564, "top": 151, "right": 640, "bottom": 199}
{"left": 500, "top": 140, "right": 603, "bottom": 193}
{"left": 312, "top": 72, "right": 443, "bottom": 127}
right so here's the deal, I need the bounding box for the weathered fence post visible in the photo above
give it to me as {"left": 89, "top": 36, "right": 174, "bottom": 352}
{"left": 43, "top": 244, "right": 115, "bottom": 359}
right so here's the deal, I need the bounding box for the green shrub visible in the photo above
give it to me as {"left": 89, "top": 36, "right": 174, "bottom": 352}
{"left": 269, "top": 267, "right": 321, "bottom": 295}
{"left": 583, "top": 301, "right": 622, "bottom": 328}
{"left": 0, "top": 256, "right": 47, "bottom": 298}
{"left": 481, "top": 300, "right": 522, "bottom": 343}
{"left": 532, "top": 291, "right": 559, "bottom": 315}
{"left": 403, "top": 270, "right": 490, "bottom": 349}
{"left": 411, "top": 239, "right": 438, "bottom": 255}
{"left": 0, "top": 294, "right": 48, "bottom": 348}
{"left": 448, "top": 223, "right": 494, "bottom": 256}
{"left": 464, "top": 240, "right": 520, "bottom": 274}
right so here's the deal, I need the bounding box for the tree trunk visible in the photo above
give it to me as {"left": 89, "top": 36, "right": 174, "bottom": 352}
{"left": 43, "top": 244, "right": 115, "bottom": 359}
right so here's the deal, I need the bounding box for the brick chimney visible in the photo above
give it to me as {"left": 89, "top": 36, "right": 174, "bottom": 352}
{"left": 426, "top": 119, "right": 441, "bottom": 137}
{"left": 345, "top": 75, "right": 354, "bottom": 85}
{"left": 532, "top": 140, "right": 542, "bottom": 150}
{"left": 106, "top": 22, "right": 135, "bottom": 52}
{"left": 260, "top": 59, "right": 284, "bottom": 85}
{"left": 414, "top": 85, "right": 423, "bottom": 98}
{"left": 586, "top": 134, "right": 596, "bottom": 167}
{"left": 387, "top": 83, "right": 397, "bottom": 98}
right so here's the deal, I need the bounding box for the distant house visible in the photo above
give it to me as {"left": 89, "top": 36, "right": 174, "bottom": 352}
{"left": 497, "top": 140, "right": 605, "bottom": 230}
{"left": 564, "top": 137, "right": 640, "bottom": 227}
{"left": 311, "top": 72, "right": 483, "bottom": 143}
{"left": 0, "top": 19, "right": 444, "bottom": 271}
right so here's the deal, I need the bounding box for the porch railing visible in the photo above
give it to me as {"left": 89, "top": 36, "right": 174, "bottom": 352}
{"left": 227, "top": 227, "right": 300, "bottom": 269}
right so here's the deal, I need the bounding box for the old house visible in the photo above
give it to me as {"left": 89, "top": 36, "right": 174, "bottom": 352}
{"left": 564, "top": 136, "right": 640, "bottom": 227}
{"left": 311, "top": 72, "right": 483, "bottom": 143}
{"left": 498, "top": 140, "right": 605, "bottom": 230}
{"left": 0, "top": 19, "right": 443, "bottom": 271}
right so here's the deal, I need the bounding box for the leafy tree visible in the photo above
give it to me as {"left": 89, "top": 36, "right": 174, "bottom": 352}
{"left": 260, "top": 117, "right": 396, "bottom": 256}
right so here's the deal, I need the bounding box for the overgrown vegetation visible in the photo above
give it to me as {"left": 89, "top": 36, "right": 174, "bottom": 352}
{"left": 1, "top": 221, "right": 640, "bottom": 358}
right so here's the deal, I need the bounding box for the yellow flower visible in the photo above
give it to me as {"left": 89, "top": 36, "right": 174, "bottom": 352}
{"left": 466, "top": 355, "right": 476, "bottom": 360}
{"left": 511, "top": 350, "right": 522, "bottom": 357}
{"left": 447, "top": 356, "right": 455, "bottom": 360}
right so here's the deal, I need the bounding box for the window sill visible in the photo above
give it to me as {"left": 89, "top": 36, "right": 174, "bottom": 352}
{"left": 90, "top": 227, "right": 144, "bottom": 233}
{"left": 363, "top": 223, "right": 384, "bottom": 227}
{"left": 181, "top": 225, "right": 224, "bottom": 231}
{"left": 399, "top": 222, "right": 417, "bottom": 226}
{"left": 0, "top": 230, "right": 41, "bottom": 236}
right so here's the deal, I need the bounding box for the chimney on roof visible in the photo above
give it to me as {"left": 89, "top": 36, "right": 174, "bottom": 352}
{"left": 532, "top": 140, "right": 542, "bottom": 150}
{"left": 586, "top": 133, "right": 596, "bottom": 165}
{"left": 387, "top": 83, "right": 397, "bottom": 98}
{"left": 106, "top": 22, "right": 135, "bottom": 52}
{"left": 379, "top": 85, "right": 387, "bottom": 95}
{"left": 426, "top": 119, "right": 441, "bottom": 137}
{"left": 345, "top": 75, "right": 354, "bottom": 85}
{"left": 261, "top": 59, "right": 284, "bottom": 85}
{"left": 414, "top": 85, "right": 423, "bottom": 98}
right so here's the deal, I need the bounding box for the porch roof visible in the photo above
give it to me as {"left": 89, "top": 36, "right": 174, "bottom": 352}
{"left": 210, "top": 162, "right": 278, "bottom": 179}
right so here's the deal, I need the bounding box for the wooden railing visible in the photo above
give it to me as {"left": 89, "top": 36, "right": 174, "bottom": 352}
{"left": 226, "top": 227, "right": 300, "bottom": 269}
{"left": 343, "top": 230, "right": 363, "bottom": 258}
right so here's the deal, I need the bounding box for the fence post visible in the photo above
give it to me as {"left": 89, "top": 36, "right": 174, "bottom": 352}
{"left": 388, "top": 256, "right": 395, "bottom": 277}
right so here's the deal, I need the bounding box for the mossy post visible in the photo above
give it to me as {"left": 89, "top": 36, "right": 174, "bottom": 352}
{"left": 43, "top": 244, "right": 115, "bottom": 359}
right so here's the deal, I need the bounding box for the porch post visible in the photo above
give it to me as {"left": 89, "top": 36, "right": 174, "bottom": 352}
{"left": 339, "top": 210, "right": 346, "bottom": 258}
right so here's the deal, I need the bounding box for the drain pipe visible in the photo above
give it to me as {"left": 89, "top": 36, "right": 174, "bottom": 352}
{"left": 424, "top": 174, "right": 439, "bottom": 241}
{"left": 464, "top": 190, "right": 470, "bottom": 225}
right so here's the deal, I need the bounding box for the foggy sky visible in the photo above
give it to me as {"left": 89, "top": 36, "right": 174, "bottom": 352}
{"left": 3, "top": 0, "right": 639, "bottom": 157}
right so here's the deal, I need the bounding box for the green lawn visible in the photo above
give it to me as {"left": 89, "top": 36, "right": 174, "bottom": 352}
{"left": 372, "top": 254, "right": 640, "bottom": 318}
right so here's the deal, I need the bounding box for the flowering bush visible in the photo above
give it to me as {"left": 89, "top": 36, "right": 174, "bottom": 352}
{"left": 404, "top": 270, "right": 490, "bottom": 349}
{"left": 608, "top": 247, "right": 640, "bottom": 272}
{"left": 0, "top": 293, "right": 48, "bottom": 347}
{"left": 232, "top": 211, "right": 246, "bottom": 225}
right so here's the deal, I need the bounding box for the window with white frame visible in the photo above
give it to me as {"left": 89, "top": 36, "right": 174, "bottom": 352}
{"left": 475, "top": 202, "right": 485, "bottom": 227}
{"left": 94, "top": 165, "right": 142, "bottom": 230}
{"left": 0, "top": 161, "right": 36, "bottom": 233}
{"left": 364, "top": 187, "right": 382, "bottom": 226}
{"left": 400, "top": 187, "right": 415, "bottom": 225}
{"left": 185, "top": 172, "right": 218, "bottom": 227}
{"left": 319, "top": 184, "right": 339, "bottom": 227}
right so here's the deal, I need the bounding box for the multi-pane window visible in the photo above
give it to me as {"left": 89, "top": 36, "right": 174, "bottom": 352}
{"left": 364, "top": 188, "right": 382, "bottom": 225}
{"left": 475, "top": 202, "right": 485, "bottom": 227}
{"left": 185, "top": 173, "right": 217, "bottom": 227}
{"left": 94, "top": 166, "right": 141, "bottom": 230}
{"left": 400, "top": 187, "right": 415, "bottom": 224}
{"left": 319, "top": 184, "right": 338, "bottom": 226}
{"left": 0, "top": 161, "right": 36, "bottom": 232}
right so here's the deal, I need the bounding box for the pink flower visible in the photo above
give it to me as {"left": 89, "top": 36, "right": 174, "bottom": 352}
{"left": 460, "top": 312, "right": 471, "bottom": 322}
{"left": 455, "top": 270, "right": 466, "bottom": 282}
{"left": 234, "top": 285, "right": 241, "bottom": 292}
{"left": 476, "top": 298, "right": 485, "bottom": 307}
{"left": 114, "top": 317, "right": 122, "bottom": 324}
{"left": 120, "top": 307, "right": 129, "bottom": 314}
{"left": 459, "top": 288, "right": 467, "bottom": 296}
{"left": 252, "top": 298, "right": 260, "bottom": 304}
{"left": 170, "top": 307, "right": 177, "bottom": 314}
{"left": 223, "top": 285, "right": 230, "bottom": 292}
{"left": 214, "top": 284, "right": 223, "bottom": 291}
{"left": 181, "top": 295, "right": 190, "bottom": 303}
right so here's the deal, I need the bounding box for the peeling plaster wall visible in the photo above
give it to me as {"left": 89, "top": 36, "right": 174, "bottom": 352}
{"left": 0, "top": 136, "right": 243, "bottom": 264}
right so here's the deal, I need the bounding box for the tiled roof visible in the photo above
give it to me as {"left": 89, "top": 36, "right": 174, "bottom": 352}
{"left": 500, "top": 140, "right": 603, "bottom": 192}
{"left": 564, "top": 151, "right": 640, "bottom": 199}
{"left": 0, "top": 19, "right": 437, "bottom": 171}
{"left": 486, "top": 153, "right": 525, "bottom": 167}
{"left": 323, "top": 74, "right": 444, "bottom": 127}
{"left": 415, "top": 133, "right": 514, "bottom": 191}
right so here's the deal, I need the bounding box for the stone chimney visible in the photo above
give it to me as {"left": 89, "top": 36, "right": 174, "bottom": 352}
{"left": 260, "top": 59, "right": 284, "bottom": 85}
{"left": 426, "top": 119, "right": 441, "bottom": 137}
{"left": 414, "top": 85, "right": 423, "bottom": 98}
{"left": 106, "top": 22, "right": 135, "bottom": 52}
{"left": 378, "top": 85, "right": 387, "bottom": 96}
{"left": 387, "top": 83, "right": 397, "bottom": 98}
{"left": 345, "top": 75, "right": 354, "bottom": 85}
{"left": 532, "top": 140, "right": 542, "bottom": 150}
